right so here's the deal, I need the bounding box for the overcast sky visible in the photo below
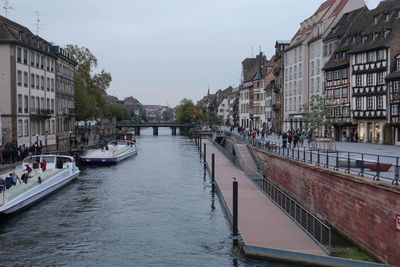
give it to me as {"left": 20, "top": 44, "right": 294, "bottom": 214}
{"left": 7, "top": 0, "right": 381, "bottom": 106}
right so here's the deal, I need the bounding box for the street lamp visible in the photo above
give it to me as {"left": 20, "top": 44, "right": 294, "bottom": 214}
{"left": 45, "top": 130, "right": 48, "bottom": 154}
{"left": 69, "top": 131, "right": 72, "bottom": 154}
{"left": 36, "top": 134, "right": 39, "bottom": 155}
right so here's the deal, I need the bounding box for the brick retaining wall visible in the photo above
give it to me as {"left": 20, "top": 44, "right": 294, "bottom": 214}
{"left": 256, "top": 149, "right": 400, "bottom": 266}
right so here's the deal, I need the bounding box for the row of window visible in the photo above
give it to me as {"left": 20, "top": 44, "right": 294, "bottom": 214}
{"left": 310, "top": 60, "right": 321, "bottom": 77}
{"left": 17, "top": 94, "right": 55, "bottom": 114}
{"left": 57, "top": 63, "right": 74, "bottom": 78}
{"left": 284, "top": 47, "right": 303, "bottom": 66}
{"left": 17, "top": 119, "right": 56, "bottom": 137}
{"left": 284, "top": 81, "right": 303, "bottom": 96}
{"left": 326, "top": 69, "right": 348, "bottom": 81}
{"left": 240, "top": 91, "right": 249, "bottom": 100}
{"left": 285, "top": 63, "right": 303, "bottom": 81}
{"left": 284, "top": 96, "right": 302, "bottom": 112}
{"left": 329, "top": 107, "right": 350, "bottom": 118}
{"left": 326, "top": 87, "right": 348, "bottom": 99}
{"left": 56, "top": 78, "right": 75, "bottom": 95}
{"left": 16, "top": 47, "right": 55, "bottom": 72}
{"left": 17, "top": 70, "right": 55, "bottom": 91}
{"left": 355, "top": 96, "right": 385, "bottom": 110}
{"left": 354, "top": 49, "right": 386, "bottom": 64}
{"left": 240, "top": 103, "right": 249, "bottom": 113}
{"left": 354, "top": 72, "right": 386, "bottom": 87}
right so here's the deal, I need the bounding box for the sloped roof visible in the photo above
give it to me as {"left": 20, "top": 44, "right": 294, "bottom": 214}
{"left": 324, "top": 7, "right": 367, "bottom": 41}
{"left": 347, "top": 0, "right": 400, "bottom": 54}
{"left": 0, "top": 15, "right": 55, "bottom": 57}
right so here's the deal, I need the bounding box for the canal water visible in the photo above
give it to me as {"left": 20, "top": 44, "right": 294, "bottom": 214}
{"left": 0, "top": 128, "right": 301, "bottom": 266}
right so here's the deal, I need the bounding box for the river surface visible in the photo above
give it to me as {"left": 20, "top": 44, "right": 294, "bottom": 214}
{"left": 0, "top": 128, "right": 301, "bottom": 266}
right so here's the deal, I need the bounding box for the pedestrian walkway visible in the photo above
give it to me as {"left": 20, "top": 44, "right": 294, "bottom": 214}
{"left": 235, "top": 144, "right": 257, "bottom": 172}
{"left": 202, "top": 139, "right": 326, "bottom": 257}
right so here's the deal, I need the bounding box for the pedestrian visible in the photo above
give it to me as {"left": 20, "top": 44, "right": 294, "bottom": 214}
{"left": 40, "top": 159, "right": 47, "bottom": 172}
{"left": 282, "top": 132, "right": 288, "bottom": 148}
{"left": 288, "top": 134, "right": 293, "bottom": 148}
{"left": 293, "top": 133, "right": 299, "bottom": 148}
{"left": 299, "top": 133, "right": 305, "bottom": 146}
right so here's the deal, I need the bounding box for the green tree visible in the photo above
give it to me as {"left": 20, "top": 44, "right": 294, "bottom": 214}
{"left": 66, "top": 45, "right": 112, "bottom": 120}
{"left": 175, "top": 98, "right": 203, "bottom": 123}
{"left": 104, "top": 103, "right": 131, "bottom": 122}
{"left": 302, "top": 95, "right": 330, "bottom": 134}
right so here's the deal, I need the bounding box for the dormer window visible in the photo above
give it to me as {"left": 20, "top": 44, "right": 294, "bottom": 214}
{"left": 352, "top": 36, "right": 356, "bottom": 44}
{"left": 384, "top": 29, "right": 391, "bottom": 38}
{"left": 374, "top": 15, "right": 379, "bottom": 24}
{"left": 362, "top": 36, "right": 368, "bottom": 43}
{"left": 385, "top": 13, "right": 390, "bottom": 22}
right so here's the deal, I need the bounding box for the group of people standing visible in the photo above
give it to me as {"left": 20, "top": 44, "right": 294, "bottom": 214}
{"left": 280, "top": 130, "right": 308, "bottom": 148}
{"left": 0, "top": 142, "right": 45, "bottom": 165}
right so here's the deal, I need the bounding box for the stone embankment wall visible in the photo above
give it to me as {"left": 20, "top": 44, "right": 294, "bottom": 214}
{"left": 255, "top": 148, "right": 400, "bottom": 266}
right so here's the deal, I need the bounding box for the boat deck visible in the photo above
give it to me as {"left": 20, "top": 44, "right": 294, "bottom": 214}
{"left": 0, "top": 167, "right": 64, "bottom": 205}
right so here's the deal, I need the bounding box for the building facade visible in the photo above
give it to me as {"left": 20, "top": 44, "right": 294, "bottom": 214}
{"left": 323, "top": 7, "right": 367, "bottom": 141}
{"left": 283, "top": 0, "right": 365, "bottom": 132}
{"left": 0, "top": 15, "right": 57, "bottom": 148}
{"left": 272, "top": 41, "right": 290, "bottom": 134}
{"left": 51, "top": 46, "right": 76, "bottom": 151}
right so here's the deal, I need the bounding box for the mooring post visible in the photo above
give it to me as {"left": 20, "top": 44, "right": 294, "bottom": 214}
{"left": 232, "top": 178, "right": 239, "bottom": 246}
{"left": 200, "top": 137, "right": 202, "bottom": 154}
{"left": 212, "top": 153, "right": 215, "bottom": 191}
{"left": 204, "top": 143, "right": 207, "bottom": 163}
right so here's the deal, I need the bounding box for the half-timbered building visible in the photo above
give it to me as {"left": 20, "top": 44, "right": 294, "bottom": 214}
{"left": 349, "top": 0, "right": 400, "bottom": 144}
{"left": 323, "top": 7, "right": 367, "bottom": 141}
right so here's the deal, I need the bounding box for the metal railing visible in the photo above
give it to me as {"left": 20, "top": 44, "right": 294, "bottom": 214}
{"left": 225, "top": 131, "right": 400, "bottom": 185}
{"left": 211, "top": 135, "right": 332, "bottom": 253}
{"left": 247, "top": 171, "right": 331, "bottom": 253}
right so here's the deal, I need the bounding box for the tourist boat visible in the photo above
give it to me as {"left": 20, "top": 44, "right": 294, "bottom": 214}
{"left": 0, "top": 155, "right": 80, "bottom": 215}
{"left": 80, "top": 140, "right": 137, "bottom": 164}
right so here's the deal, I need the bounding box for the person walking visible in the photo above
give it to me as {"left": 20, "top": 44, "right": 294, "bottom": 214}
{"left": 288, "top": 133, "right": 293, "bottom": 148}
{"left": 282, "top": 132, "right": 288, "bottom": 148}
{"left": 293, "top": 133, "right": 300, "bottom": 148}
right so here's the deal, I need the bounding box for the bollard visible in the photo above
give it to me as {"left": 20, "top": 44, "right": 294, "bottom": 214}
{"left": 232, "top": 178, "right": 239, "bottom": 246}
{"left": 204, "top": 143, "right": 207, "bottom": 163}
{"left": 393, "top": 157, "right": 399, "bottom": 185}
{"left": 212, "top": 153, "right": 215, "bottom": 191}
{"left": 199, "top": 137, "right": 202, "bottom": 152}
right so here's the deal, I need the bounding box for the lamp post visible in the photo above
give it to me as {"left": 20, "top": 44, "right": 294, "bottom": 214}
{"left": 69, "top": 131, "right": 72, "bottom": 154}
{"left": 36, "top": 134, "right": 39, "bottom": 155}
{"left": 45, "top": 130, "right": 48, "bottom": 154}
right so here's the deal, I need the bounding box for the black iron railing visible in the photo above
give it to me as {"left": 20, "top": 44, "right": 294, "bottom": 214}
{"left": 225, "top": 131, "right": 400, "bottom": 185}
{"left": 211, "top": 136, "right": 332, "bottom": 253}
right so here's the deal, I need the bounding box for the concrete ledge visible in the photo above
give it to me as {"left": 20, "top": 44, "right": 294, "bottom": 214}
{"left": 243, "top": 245, "right": 392, "bottom": 267}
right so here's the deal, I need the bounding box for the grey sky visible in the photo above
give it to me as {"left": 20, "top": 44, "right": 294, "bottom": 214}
{"left": 8, "top": 0, "right": 380, "bottom": 106}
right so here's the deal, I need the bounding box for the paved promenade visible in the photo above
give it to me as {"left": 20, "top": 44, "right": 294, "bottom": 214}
{"left": 202, "top": 139, "right": 326, "bottom": 256}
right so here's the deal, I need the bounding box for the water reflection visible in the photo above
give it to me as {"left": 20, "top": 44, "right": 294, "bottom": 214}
{"left": 0, "top": 128, "right": 302, "bottom": 266}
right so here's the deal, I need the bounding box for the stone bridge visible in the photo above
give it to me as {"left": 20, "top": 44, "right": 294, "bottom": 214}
{"left": 116, "top": 122, "right": 193, "bottom": 136}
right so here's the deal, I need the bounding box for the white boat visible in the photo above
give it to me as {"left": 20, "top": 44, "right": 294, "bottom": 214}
{"left": 0, "top": 155, "right": 80, "bottom": 215}
{"left": 80, "top": 140, "right": 137, "bottom": 164}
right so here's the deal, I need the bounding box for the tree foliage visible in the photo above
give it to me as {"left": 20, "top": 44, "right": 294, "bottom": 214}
{"left": 302, "top": 95, "right": 330, "bottom": 133}
{"left": 104, "top": 103, "right": 131, "bottom": 122}
{"left": 66, "top": 45, "right": 112, "bottom": 120}
{"left": 175, "top": 99, "right": 203, "bottom": 123}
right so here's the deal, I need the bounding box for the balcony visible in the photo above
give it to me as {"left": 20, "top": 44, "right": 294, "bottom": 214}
{"left": 272, "top": 104, "right": 281, "bottom": 111}
{"left": 63, "top": 108, "right": 76, "bottom": 116}
{"left": 30, "top": 108, "right": 53, "bottom": 117}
